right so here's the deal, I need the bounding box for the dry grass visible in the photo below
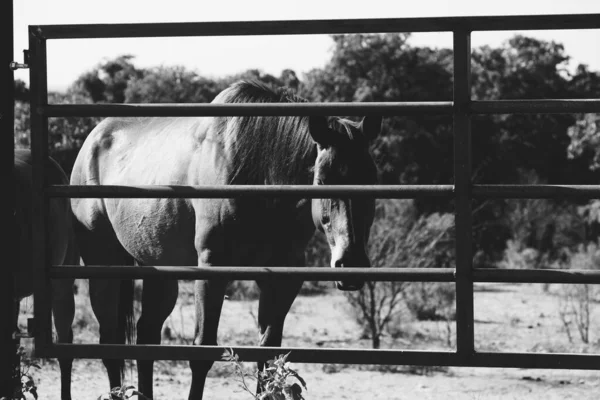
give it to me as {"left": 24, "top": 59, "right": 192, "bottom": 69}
{"left": 16, "top": 281, "right": 600, "bottom": 399}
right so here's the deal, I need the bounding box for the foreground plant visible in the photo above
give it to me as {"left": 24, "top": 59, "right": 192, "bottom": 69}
{"left": 97, "top": 385, "right": 150, "bottom": 400}
{"left": 0, "top": 345, "right": 39, "bottom": 400}
{"left": 222, "top": 348, "right": 307, "bottom": 400}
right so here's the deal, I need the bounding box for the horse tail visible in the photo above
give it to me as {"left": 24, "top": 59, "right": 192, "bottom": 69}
{"left": 118, "top": 279, "right": 135, "bottom": 379}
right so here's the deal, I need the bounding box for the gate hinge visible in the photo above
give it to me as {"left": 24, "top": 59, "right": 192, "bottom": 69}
{"left": 9, "top": 50, "right": 30, "bottom": 70}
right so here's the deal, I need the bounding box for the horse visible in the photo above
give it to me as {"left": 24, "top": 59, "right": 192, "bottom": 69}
{"left": 70, "top": 80, "right": 382, "bottom": 399}
{"left": 5, "top": 149, "right": 78, "bottom": 400}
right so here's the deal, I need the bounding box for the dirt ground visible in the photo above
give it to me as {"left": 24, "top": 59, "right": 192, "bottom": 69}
{"left": 18, "top": 281, "right": 600, "bottom": 399}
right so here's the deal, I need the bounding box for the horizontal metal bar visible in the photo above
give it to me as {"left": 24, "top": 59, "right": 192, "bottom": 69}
{"left": 39, "top": 343, "right": 457, "bottom": 363}
{"left": 48, "top": 184, "right": 600, "bottom": 200}
{"left": 39, "top": 102, "right": 453, "bottom": 117}
{"left": 471, "top": 100, "right": 600, "bottom": 114}
{"left": 37, "top": 344, "right": 600, "bottom": 370}
{"left": 50, "top": 266, "right": 456, "bottom": 281}
{"left": 473, "top": 185, "right": 600, "bottom": 199}
{"left": 34, "top": 14, "right": 600, "bottom": 40}
{"left": 39, "top": 100, "right": 600, "bottom": 118}
{"left": 52, "top": 266, "right": 600, "bottom": 284}
{"left": 470, "top": 351, "right": 600, "bottom": 370}
{"left": 474, "top": 268, "right": 600, "bottom": 284}
{"left": 46, "top": 184, "right": 454, "bottom": 199}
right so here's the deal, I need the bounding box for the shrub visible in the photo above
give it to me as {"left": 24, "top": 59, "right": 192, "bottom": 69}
{"left": 503, "top": 194, "right": 586, "bottom": 270}
{"left": 498, "top": 240, "right": 540, "bottom": 269}
{"left": 345, "top": 200, "right": 456, "bottom": 348}
{"left": 2, "top": 346, "right": 39, "bottom": 400}
{"left": 555, "top": 240, "right": 600, "bottom": 344}
{"left": 97, "top": 385, "right": 150, "bottom": 400}
{"left": 400, "top": 212, "right": 456, "bottom": 323}
{"left": 403, "top": 282, "right": 455, "bottom": 321}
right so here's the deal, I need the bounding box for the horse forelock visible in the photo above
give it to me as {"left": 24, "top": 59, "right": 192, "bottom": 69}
{"left": 330, "top": 118, "right": 366, "bottom": 145}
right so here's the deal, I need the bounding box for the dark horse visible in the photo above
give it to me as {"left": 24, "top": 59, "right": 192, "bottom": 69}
{"left": 5, "top": 150, "right": 78, "bottom": 400}
{"left": 70, "top": 80, "right": 381, "bottom": 399}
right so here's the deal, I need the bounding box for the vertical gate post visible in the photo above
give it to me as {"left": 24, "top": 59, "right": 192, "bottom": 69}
{"left": 0, "top": 0, "right": 16, "bottom": 396}
{"left": 28, "top": 27, "right": 52, "bottom": 356}
{"left": 453, "top": 29, "right": 474, "bottom": 358}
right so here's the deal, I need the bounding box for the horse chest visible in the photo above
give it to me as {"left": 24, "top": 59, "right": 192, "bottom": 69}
{"left": 218, "top": 202, "right": 314, "bottom": 265}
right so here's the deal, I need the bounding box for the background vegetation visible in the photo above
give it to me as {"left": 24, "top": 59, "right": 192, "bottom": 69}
{"left": 14, "top": 32, "right": 600, "bottom": 349}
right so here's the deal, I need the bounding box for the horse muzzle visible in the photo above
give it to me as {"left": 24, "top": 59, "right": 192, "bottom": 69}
{"left": 333, "top": 258, "right": 369, "bottom": 291}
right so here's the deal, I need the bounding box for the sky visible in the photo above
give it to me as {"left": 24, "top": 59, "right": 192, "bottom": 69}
{"left": 13, "top": 0, "right": 600, "bottom": 92}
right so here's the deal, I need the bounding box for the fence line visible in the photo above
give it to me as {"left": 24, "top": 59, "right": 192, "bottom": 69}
{"left": 38, "top": 100, "right": 600, "bottom": 117}
{"left": 33, "top": 13, "right": 600, "bottom": 39}
{"left": 28, "top": 13, "right": 600, "bottom": 367}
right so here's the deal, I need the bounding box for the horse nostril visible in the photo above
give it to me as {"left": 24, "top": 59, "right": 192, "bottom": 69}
{"left": 334, "top": 260, "right": 344, "bottom": 269}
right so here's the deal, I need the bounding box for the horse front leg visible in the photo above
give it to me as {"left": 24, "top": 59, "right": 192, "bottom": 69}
{"left": 255, "top": 279, "right": 303, "bottom": 394}
{"left": 188, "top": 278, "right": 227, "bottom": 400}
{"left": 188, "top": 215, "right": 229, "bottom": 400}
{"left": 136, "top": 278, "right": 178, "bottom": 399}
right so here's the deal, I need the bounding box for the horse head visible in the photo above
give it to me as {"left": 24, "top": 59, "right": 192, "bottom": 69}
{"left": 308, "top": 115, "right": 382, "bottom": 291}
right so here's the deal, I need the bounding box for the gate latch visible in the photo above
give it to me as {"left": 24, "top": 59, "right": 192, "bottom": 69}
{"left": 12, "top": 318, "right": 35, "bottom": 340}
{"left": 10, "top": 50, "right": 30, "bottom": 70}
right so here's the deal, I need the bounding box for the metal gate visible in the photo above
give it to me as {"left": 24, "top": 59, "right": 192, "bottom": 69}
{"left": 28, "top": 13, "right": 600, "bottom": 369}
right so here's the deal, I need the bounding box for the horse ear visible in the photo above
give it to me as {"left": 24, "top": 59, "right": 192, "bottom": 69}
{"left": 308, "top": 116, "right": 331, "bottom": 148}
{"left": 359, "top": 116, "right": 382, "bottom": 141}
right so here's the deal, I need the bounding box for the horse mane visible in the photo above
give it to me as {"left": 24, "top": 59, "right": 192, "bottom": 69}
{"left": 215, "top": 80, "right": 317, "bottom": 185}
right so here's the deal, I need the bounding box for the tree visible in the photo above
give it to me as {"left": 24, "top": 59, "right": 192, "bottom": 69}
{"left": 471, "top": 36, "right": 598, "bottom": 186}
{"left": 300, "top": 33, "right": 455, "bottom": 208}
{"left": 220, "top": 68, "right": 302, "bottom": 93}
{"left": 566, "top": 67, "right": 600, "bottom": 243}
{"left": 14, "top": 101, "right": 30, "bottom": 149}
{"left": 301, "top": 32, "right": 600, "bottom": 265}
{"left": 68, "top": 54, "right": 143, "bottom": 103}
{"left": 125, "top": 65, "right": 223, "bottom": 103}
{"left": 471, "top": 36, "right": 600, "bottom": 263}
{"left": 13, "top": 91, "right": 101, "bottom": 174}
{"left": 568, "top": 113, "right": 600, "bottom": 172}
{"left": 14, "top": 79, "right": 29, "bottom": 102}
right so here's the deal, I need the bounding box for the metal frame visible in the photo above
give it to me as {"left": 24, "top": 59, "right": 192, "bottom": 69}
{"left": 29, "top": 14, "right": 600, "bottom": 369}
{"left": 1, "top": 0, "right": 16, "bottom": 396}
